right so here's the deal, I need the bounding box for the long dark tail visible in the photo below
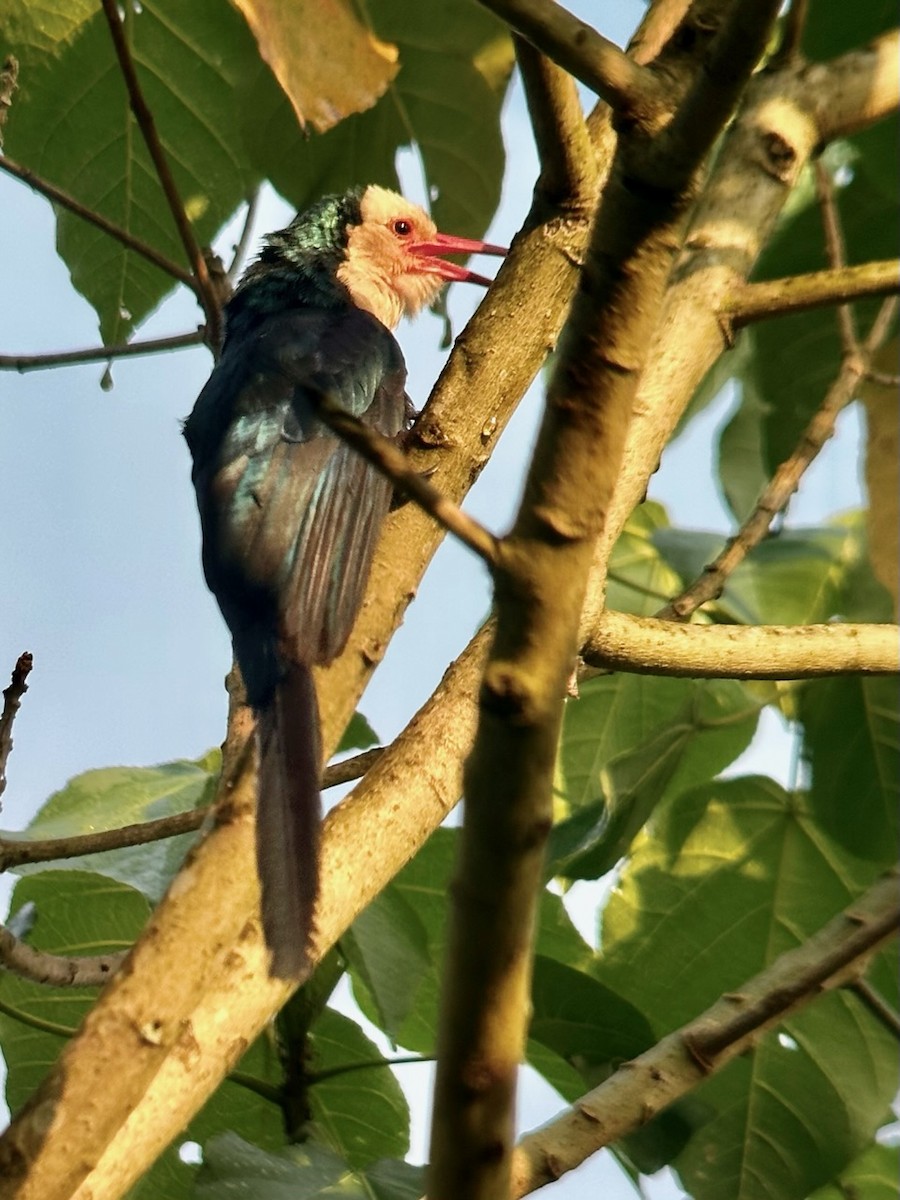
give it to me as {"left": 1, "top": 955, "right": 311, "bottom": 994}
{"left": 255, "top": 662, "right": 322, "bottom": 978}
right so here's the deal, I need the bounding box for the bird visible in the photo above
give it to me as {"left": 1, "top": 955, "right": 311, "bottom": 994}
{"left": 184, "top": 185, "right": 505, "bottom": 977}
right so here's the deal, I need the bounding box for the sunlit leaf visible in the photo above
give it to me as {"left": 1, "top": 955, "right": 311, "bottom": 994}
{"left": 232, "top": 0, "right": 398, "bottom": 133}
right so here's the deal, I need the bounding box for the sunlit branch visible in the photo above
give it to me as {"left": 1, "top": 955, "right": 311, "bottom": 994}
{"left": 0, "top": 924, "right": 125, "bottom": 988}
{"left": 581, "top": 612, "right": 900, "bottom": 679}
{"left": 725, "top": 259, "right": 899, "bottom": 327}
{"left": 511, "top": 870, "right": 900, "bottom": 1195}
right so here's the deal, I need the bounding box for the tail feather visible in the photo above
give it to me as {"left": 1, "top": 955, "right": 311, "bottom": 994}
{"left": 256, "top": 662, "right": 322, "bottom": 978}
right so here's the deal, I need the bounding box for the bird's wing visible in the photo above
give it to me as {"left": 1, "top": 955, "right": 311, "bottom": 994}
{"left": 187, "top": 305, "right": 408, "bottom": 691}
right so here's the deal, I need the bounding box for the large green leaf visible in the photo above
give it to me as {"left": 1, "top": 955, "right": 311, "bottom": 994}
{"left": 306, "top": 1006, "right": 410, "bottom": 1169}
{"left": 799, "top": 674, "right": 899, "bottom": 859}
{"left": 652, "top": 519, "right": 876, "bottom": 626}
{"left": 10, "top": 751, "right": 218, "bottom": 902}
{"left": 5, "top": 0, "right": 261, "bottom": 341}
{"left": 239, "top": 0, "right": 513, "bottom": 239}
{"left": 553, "top": 674, "right": 760, "bottom": 880}
{"left": 348, "top": 829, "right": 595, "bottom": 1056}
{"left": 808, "top": 1141, "right": 900, "bottom": 1200}
{"left": 606, "top": 502, "right": 686, "bottom": 616}
{"left": 195, "top": 1132, "right": 424, "bottom": 1199}
{"left": 0, "top": 871, "right": 150, "bottom": 1111}
{"left": 597, "top": 777, "right": 899, "bottom": 1200}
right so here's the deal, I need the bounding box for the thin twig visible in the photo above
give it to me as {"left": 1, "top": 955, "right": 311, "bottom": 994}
{"left": 866, "top": 368, "right": 900, "bottom": 388}
{"left": 228, "top": 189, "right": 262, "bottom": 282}
{"left": 725, "top": 260, "right": 900, "bottom": 326}
{"left": 0, "top": 653, "right": 32, "bottom": 810}
{"left": 0, "top": 155, "right": 198, "bottom": 291}
{"left": 0, "top": 924, "right": 125, "bottom": 988}
{"left": 99, "top": 0, "right": 223, "bottom": 350}
{"left": 314, "top": 392, "right": 500, "bottom": 567}
{"left": 848, "top": 978, "right": 900, "bottom": 1038}
{"left": 0, "top": 330, "right": 206, "bottom": 373}
{"left": 815, "top": 160, "right": 857, "bottom": 352}
{"left": 658, "top": 294, "right": 898, "bottom": 621}
{"left": 0, "top": 745, "right": 384, "bottom": 871}
{"left": 308, "top": 1053, "right": 433, "bottom": 1085}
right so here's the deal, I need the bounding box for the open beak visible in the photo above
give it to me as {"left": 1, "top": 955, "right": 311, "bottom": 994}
{"left": 409, "top": 231, "right": 507, "bottom": 287}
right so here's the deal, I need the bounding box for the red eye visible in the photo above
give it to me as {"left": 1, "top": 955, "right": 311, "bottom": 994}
{"left": 392, "top": 219, "right": 413, "bottom": 237}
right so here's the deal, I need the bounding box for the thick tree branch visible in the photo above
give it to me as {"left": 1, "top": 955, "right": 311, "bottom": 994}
{"left": 478, "top": 0, "right": 665, "bottom": 126}
{"left": 582, "top": 613, "right": 900, "bottom": 678}
{"left": 0, "top": 55, "right": 17, "bottom": 148}
{"left": 0, "top": 652, "right": 31, "bottom": 809}
{"left": 0, "top": 155, "right": 198, "bottom": 292}
{"left": 428, "top": 5, "right": 781, "bottom": 1198}
{"left": 583, "top": 26, "right": 900, "bottom": 627}
{"left": 510, "top": 869, "right": 900, "bottom": 1195}
{"left": 725, "top": 259, "right": 899, "bottom": 326}
{"left": 99, "top": 0, "right": 223, "bottom": 350}
{"left": 811, "top": 28, "right": 900, "bottom": 139}
{"left": 0, "top": 330, "right": 206, "bottom": 373}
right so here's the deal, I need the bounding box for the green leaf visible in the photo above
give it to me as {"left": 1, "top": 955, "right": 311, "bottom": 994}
{"left": 343, "top": 885, "right": 431, "bottom": 1043}
{"left": 716, "top": 364, "right": 769, "bottom": 522}
{"left": 802, "top": 0, "right": 896, "bottom": 62}
{"left": 652, "top": 521, "right": 870, "bottom": 626}
{"left": 808, "top": 1141, "right": 900, "bottom": 1200}
{"left": 307, "top": 1007, "right": 410, "bottom": 1168}
{"left": 607, "top": 502, "right": 684, "bottom": 616}
{"left": 799, "top": 675, "right": 899, "bottom": 860}
{"left": 0, "top": 871, "right": 150, "bottom": 1111}
{"left": 748, "top": 164, "right": 898, "bottom": 477}
{"left": 554, "top": 675, "right": 760, "bottom": 879}
{"left": 5, "top": 0, "right": 261, "bottom": 341}
{"left": 239, "top": 0, "right": 513, "bottom": 239}
{"left": 349, "top": 828, "right": 591, "bottom": 1053}
{"left": 598, "top": 777, "right": 899, "bottom": 1200}
{"left": 530, "top": 956, "right": 653, "bottom": 1081}
{"left": 11, "top": 751, "right": 218, "bottom": 902}
{"left": 196, "top": 1132, "right": 424, "bottom": 1199}
{"left": 336, "top": 712, "right": 379, "bottom": 755}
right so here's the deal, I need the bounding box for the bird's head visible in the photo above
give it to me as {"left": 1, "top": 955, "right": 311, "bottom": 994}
{"left": 335, "top": 185, "right": 506, "bottom": 328}
{"left": 249, "top": 185, "right": 506, "bottom": 330}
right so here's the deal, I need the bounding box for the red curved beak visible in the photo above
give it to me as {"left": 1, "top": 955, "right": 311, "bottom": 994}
{"left": 409, "top": 231, "right": 507, "bottom": 287}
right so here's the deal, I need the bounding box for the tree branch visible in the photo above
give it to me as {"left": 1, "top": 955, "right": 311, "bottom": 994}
{"left": 0, "top": 55, "right": 18, "bottom": 148}
{"left": 0, "top": 925, "right": 124, "bottom": 988}
{"left": 657, "top": 294, "right": 897, "bottom": 621}
{"left": 99, "top": 0, "right": 223, "bottom": 350}
{"left": 428, "top": 5, "right": 781, "bottom": 1198}
{"left": 478, "top": 0, "right": 665, "bottom": 126}
{"left": 0, "top": 330, "right": 206, "bottom": 373}
{"left": 0, "top": 652, "right": 32, "bottom": 810}
{"left": 0, "top": 155, "right": 198, "bottom": 292}
{"left": 812, "top": 28, "right": 900, "bottom": 140}
{"left": 581, "top": 612, "right": 900, "bottom": 679}
{"left": 848, "top": 978, "right": 900, "bottom": 1039}
{"left": 514, "top": 36, "right": 598, "bottom": 204}
{"left": 227, "top": 189, "right": 261, "bottom": 282}
{"left": 510, "top": 869, "right": 900, "bottom": 1195}
{"left": 725, "top": 259, "right": 899, "bottom": 326}
{"left": 0, "top": 746, "right": 383, "bottom": 871}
